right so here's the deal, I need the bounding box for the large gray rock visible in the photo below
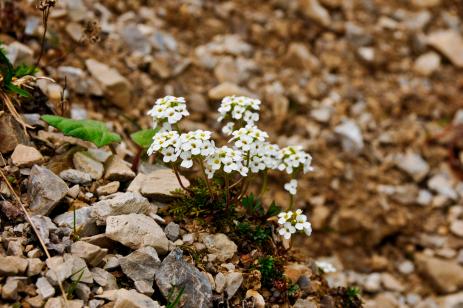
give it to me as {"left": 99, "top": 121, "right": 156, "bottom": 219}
{"left": 28, "top": 165, "right": 69, "bottom": 215}
{"left": 105, "top": 214, "right": 168, "bottom": 254}
{"left": 0, "top": 256, "right": 28, "bottom": 275}
{"left": 0, "top": 113, "right": 30, "bottom": 153}
{"left": 104, "top": 156, "right": 136, "bottom": 181}
{"left": 427, "top": 30, "right": 463, "bottom": 68}
{"left": 299, "top": 0, "right": 331, "bottom": 27}
{"left": 59, "top": 169, "right": 92, "bottom": 184}
{"left": 91, "top": 267, "right": 118, "bottom": 290}
{"left": 416, "top": 254, "right": 463, "bottom": 294}
{"left": 120, "top": 246, "right": 161, "bottom": 284}
{"left": 73, "top": 151, "right": 104, "bottom": 180}
{"left": 202, "top": 233, "right": 237, "bottom": 262}
{"left": 46, "top": 254, "right": 93, "bottom": 284}
{"left": 155, "top": 249, "right": 212, "bottom": 308}
{"left": 71, "top": 241, "right": 108, "bottom": 267}
{"left": 91, "top": 192, "right": 155, "bottom": 225}
{"left": 11, "top": 144, "right": 44, "bottom": 167}
{"left": 54, "top": 207, "right": 98, "bottom": 237}
{"left": 128, "top": 169, "right": 189, "bottom": 201}
{"left": 85, "top": 59, "right": 132, "bottom": 109}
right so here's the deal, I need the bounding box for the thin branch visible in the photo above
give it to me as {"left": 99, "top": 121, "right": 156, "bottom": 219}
{"left": 197, "top": 159, "right": 213, "bottom": 196}
{"left": 0, "top": 168, "right": 68, "bottom": 306}
{"left": 172, "top": 165, "right": 193, "bottom": 194}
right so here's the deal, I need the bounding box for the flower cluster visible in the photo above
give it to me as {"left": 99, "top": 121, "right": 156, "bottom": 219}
{"left": 277, "top": 209, "right": 312, "bottom": 239}
{"left": 147, "top": 129, "right": 215, "bottom": 168}
{"left": 147, "top": 96, "right": 189, "bottom": 132}
{"left": 218, "top": 96, "right": 261, "bottom": 135}
{"left": 278, "top": 146, "right": 313, "bottom": 175}
{"left": 284, "top": 179, "right": 298, "bottom": 195}
{"left": 205, "top": 146, "right": 248, "bottom": 178}
{"left": 315, "top": 261, "right": 336, "bottom": 273}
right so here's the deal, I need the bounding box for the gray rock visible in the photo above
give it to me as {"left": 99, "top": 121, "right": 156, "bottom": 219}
{"left": 215, "top": 272, "right": 226, "bottom": 293}
{"left": 75, "top": 282, "right": 91, "bottom": 302}
{"left": 0, "top": 113, "right": 30, "bottom": 153}
{"left": 97, "top": 181, "right": 120, "bottom": 196}
{"left": 225, "top": 272, "right": 243, "bottom": 299}
{"left": 299, "top": 0, "right": 331, "bottom": 27}
{"left": 245, "top": 290, "right": 265, "bottom": 308}
{"left": 414, "top": 52, "right": 441, "bottom": 76}
{"left": 120, "top": 246, "right": 161, "bottom": 284}
{"left": 85, "top": 59, "right": 132, "bottom": 109}
{"left": 334, "top": 120, "right": 364, "bottom": 154}
{"left": 54, "top": 207, "right": 98, "bottom": 237}
{"left": 28, "top": 165, "right": 69, "bottom": 215}
{"left": 31, "top": 215, "right": 57, "bottom": 245}
{"left": 2, "top": 278, "right": 21, "bottom": 300}
{"left": 208, "top": 82, "right": 254, "bottom": 100}
{"left": 6, "top": 41, "right": 34, "bottom": 66}
{"left": 155, "top": 249, "right": 213, "bottom": 308}
{"left": 11, "top": 144, "right": 44, "bottom": 167}
{"left": 104, "top": 156, "right": 136, "bottom": 181}
{"left": 36, "top": 277, "right": 55, "bottom": 299}
{"left": 91, "top": 192, "right": 155, "bottom": 225}
{"left": 202, "top": 233, "right": 237, "bottom": 262}
{"left": 71, "top": 241, "right": 108, "bottom": 266}
{"left": 135, "top": 280, "right": 155, "bottom": 296}
{"left": 120, "top": 24, "right": 151, "bottom": 55}
{"left": 73, "top": 151, "right": 104, "bottom": 180}
{"left": 395, "top": 152, "right": 430, "bottom": 182}
{"left": 450, "top": 220, "right": 463, "bottom": 238}
{"left": 28, "top": 258, "right": 44, "bottom": 276}
{"left": 105, "top": 214, "right": 169, "bottom": 254}
{"left": 128, "top": 169, "right": 189, "bottom": 201}
{"left": 293, "top": 297, "right": 318, "bottom": 308}
{"left": 60, "top": 169, "right": 92, "bottom": 184}
{"left": 114, "top": 289, "right": 161, "bottom": 308}
{"left": 57, "top": 66, "right": 89, "bottom": 94}
{"left": 428, "top": 174, "right": 457, "bottom": 200}
{"left": 164, "top": 222, "right": 180, "bottom": 241}
{"left": 91, "top": 267, "right": 118, "bottom": 290}
{"left": 46, "top": 254, "right": 93, "bottom": 284}
{"left": 416, "top": 254, "right": 463, "bottom": 294}
{"left": 0, "top": 256, "right": 28, "bottom": 275}
{"left": 87, "top": 148, "right": 112, "bottom": 163}
{"left": 45, "top": 297, "right": 83, "bottom": 308}
{"left": 437, "top": 292, "right": 463, "bottom": 308}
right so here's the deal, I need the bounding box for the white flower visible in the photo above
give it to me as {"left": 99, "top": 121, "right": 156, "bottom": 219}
{"left": 315, "top": 261, "right": 336, "bottom": 273}
{"left": 222, "top": 122, "right": 235, "bottom": 135}
{"left": 148, "top": 96, "right": 189, "bottom": 131}
{"left": 277, "top": 210, "right": 312, "bottom": 239}
{"left": 204, "top": 146, "right": 248, "bottom": 178}
{"left": 278, "top": 146, "right": 313, "bottom": 175}
{"left": 284, "top": 179, "right": 298, "bottom": 195}
{"left": 218, "top": 96, "right": 261, "bottom": 133}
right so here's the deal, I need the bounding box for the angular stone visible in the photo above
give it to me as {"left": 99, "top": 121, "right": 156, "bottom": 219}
{"left": 97, "top": 181, "right": 120, "bottom": 196}
{"left": 86, "top": 59, "right": 132, "bottom": 109}
{"left": 28, "top": 258, "right": 44, "bottom": 276}
{"left": 104, "top": 156, "right": 136, "bottom": 181}
{"left": 414, "top": 52, "right": 441, "bottom": 76}
{"left": 36, "top": 277, "right": 55, "bottom": 299}
{"left": 11, "top": 144, "right": 44, "bottom": 167}
{"left": 91, "top": 267, "right": 118, "bottom": 290}
{"left": 427, "top": 30, "right": 463, "bottom": 68}
{"left": 105, "top": 214, "right": 168, "bottom": 254}
{"left": 208, "top": 82, "right": 254, "bottom": 100}
{"left": 0, "top": 113, "right": 30, "bottom": 153}
{"left": 395, "top": 152, "right": 430, "bottom": 182}
{"left": 54, "top": 207, "right": 98, "bottom": 237}
{"left": 128, "top": 169, "right": 189, "bottom": 202}
{"left": 71, "top": 241, "right": 108, "bottom": 266}
{"left": 155, "top": 249, "right": 212, "bottom": 308}
{"left": 450, "top": 220, "right": 463, "bottom": 238}
{"left": 0, "top": 256, "right": 28, "bottom": 275}
{"left": 334, "top": 119, "right": 364, "bottom": 154}
{"left": 59, "top": 169, "right": 92, "bottom": 184}
{"left": 114, "top": 289, "right": 161, "bottom": 308}
{"left": 7, "top": 41, "right": 34, "bottom": 66}
{"left": 73, "top": 151, "right": 104, "bottom": 180}
{"left": 225, "top": 272, "right": 243, "bottom": 299}
{"left": 28, "top": 165, "right": 69, "bottom": 215}
{"left": 91, "top": 192, "right": 155, "bottom": 225}
{"left": 202, "top": 233, "right": 237, "bottom": 262}
{"left": 245, "top": 290, "right": 265, "bottom": 308}
{"left": 134, "top": 280, "right": 154, "bottom": 296}
{"left": 120, "top": 246, "right": 161, "bottom": 284}
{"left": 416, "top": 254, "right": 463, "bottom": 294}
{"left": 299, "top": 0, "right": 331, "bottom": 27}
{"left": 2, "top": 278, "right": 21, "bottom": 300}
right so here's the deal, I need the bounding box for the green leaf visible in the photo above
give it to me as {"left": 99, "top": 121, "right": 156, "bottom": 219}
{"left": 14, "top": 64, "right": 38, "bottom": 78}
{"left": 41, "top": 115, "right": 121, "bottom": 147}
{"left": 6, "top": 83, "right": 31, "bottom": 97}
{"left": 266, "top": 201, "right": 281, "bottom": 217}
{"left": 130, "top": 128, "right": 159, "bottom": 148}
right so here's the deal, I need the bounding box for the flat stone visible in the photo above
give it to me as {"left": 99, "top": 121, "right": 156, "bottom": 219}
{"left": 437, "top": 292, "right": 463, "bottom": 308}
{"left": 128, "top": 169, "right": 189, "bottom": 202}
{"left": 299, "top": 0, "right": 331, "bottom": 27}
{"left": 120, "top": 246, "right": 161, "bottom": 284}
{"left": 28, "top": 165, "right": 69, "bottom": 215}
{"left": 2, "top": 278, "right": 21, "bottom": 300}
{"left": 0, "top": 113, "right": 30, "bottom": 153}
{"left": 208, "top": 82, "right": 255, "bottom": 100}
{"left": 428, "top": 174, "right": 457, "bottom": 200}
{"left": 412, "top": 0, "right": 441, "bottom": 8}
{"left": 104, "top": 156, "right": 136, "bottom": 181}
{"left": 225, "top": 272, "right": 243, "bottom": 299}
{"left": 28, "top": 258, "right": 44, "bottom": 276}
{"left": 71, "top": 241, "right": 108, "bottom": 266}
{"left": 6, "top": 41, "right": 34, "bottom": 66}
{"left": 114, "top": 289, "right": 161, "bottom": 308}
{"left": 427, "top": 30, "right": 463, "bottom": 68}
{"left": 245, "top": 290, "right": 265, "bottom": 308}
{"left": 334, "top": 119, "right": 364, "bottom": 154}
{"left": 416, "top": 254, "right": 463, "bottom": 294}
{"left": 0, "top": 256, "right": 28, "bottom": 275}
{"left": 105, "top": 214, "right": 169, "bottom": 254}
{"left": 450, "top": 220, "right": 463, "bottom": 238}
{"left": 414, "top": 52, "right": 441, "bottom": 76}
{"left": 155, "top": 248, "right": 213, "bottom": 308}
{"left": 47, "top": 254, "right": 93, "bottom": 284}
{"left": 11, "top": 144, "right": 44, "bottom": 167}
{"left": 202, "top": 233, "right": 237, "bottom": 262}
{"left": 36, "top": 277, "right": 55, "bottom": 299}
{"left": 91, "top": 267, "right": 118, "bottom": 290}
{"left": 73, "top": 151, "right": 104, "bottom": 180}
{"left": 91, "top": 192, "right": 155, "bottom": 225}
{"left": 97, "top": 181, "right": 120, "bottom": 196}
{"left": 215, "top": 272, "right": 226, "bottom": 293}
{"left": 59, "top": 169, "right": 92, "bottom": 184}
{"left": 395, "top": 152, "right": 430, "bottom": 182}
{"left": 45, "top": 297, "right": 83, "bottom": 308}
{"left": 86, "top": 59, "right": 132, "bottom": 109}
{"left": 134, "top": 280, "right": 154, "bottom": 296}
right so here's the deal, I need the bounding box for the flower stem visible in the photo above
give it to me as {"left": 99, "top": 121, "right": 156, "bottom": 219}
{"left": 198, "top": 159, "right": 213, "bottom": 196}
{"left": 288, "top": 194, "right": 295, "bottom": 210}
{"left": 258, "top": 170, "right": 268, "bottom": 197}
{"left": 225, "top": 175, "right": 231, "bottom": 210}
{"left": 172, "top": 165, "right": 193, "bottom": 195}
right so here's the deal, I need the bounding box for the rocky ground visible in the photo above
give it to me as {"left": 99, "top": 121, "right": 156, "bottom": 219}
{"left": 1, "top": 0, "right": 463, "bottom": 307}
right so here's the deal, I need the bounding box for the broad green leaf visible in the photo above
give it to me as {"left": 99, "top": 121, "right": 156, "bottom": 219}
{"left": 130, "top": 128, "right": 159, "bottom": 148}
{"left": 41, "top": 115, "right": 121, "bottom": 147}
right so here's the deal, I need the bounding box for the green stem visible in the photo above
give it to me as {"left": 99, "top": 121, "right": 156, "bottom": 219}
{"left": 225, "top": 175, "right": 230, "bottom": 210}
{"left": 259, "top": 170, "right": 268, "bottom": 197}
{"left": 289, "top": 194, "right": 295, "bottom": 210}
{"left": 198, "top": 159, "right": 213, "bottom": 196}
{"left": 172, "top": 165, "right": 193, "bottom": 195}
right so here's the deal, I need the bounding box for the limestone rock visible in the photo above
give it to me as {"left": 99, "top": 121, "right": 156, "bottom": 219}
{"left": 73, "top": 151, "right": 104, "bottom": 180}
{"left": 0, "top": 256, "right": 28, "bottom": 275}
{"left": 414, "top": 52, "right": 441, "bottom": 76}
{"left": 28, "top": 165, "right": 69, "bottom": 215}
{"left": 104, "top": 156, "right": 136, "bottom": 181}
{"left": 36, "top": 277, "right": 55, "bottom": 299}
{"left": 96, "top": 181, "right": 120, "bottom": 196}
{"left": 71, "top": 241, "right": 108, "bottom": 266}
{"left": 0, "top": 113, "right": 30, "bottom": 153}
{"left": 11, "top": 144, "right": 44, "bottom": 167}
{"left": 208, "top": 82, "right": 255, "bottom": 100}
{"left": 120, "top": 246, "right": 161, "bottom": 284}
{"left": 105, "top": 214, "right": 168, "bottom": 254}
{"left": 395, "top": 152, "right": 430, "bottom": 182}
{"left": 114, "top": 289, "right": 161, "bottom": 308}
{"left": 299, "top": 0, "right": 331, "bottom": 27}
{"left": 59, "top": 169, "right": 92, "bottom": 184}
{"left": 202, "top": 233, "right": 237, "bottom": 262}
{"left": 91, "top": 267, "right": 118, "bottom": 290}
{"left": 225, "top": 272, "right": 243, "bottom": 299}
{"left": 54, "top": 207, "right": 98, "bottom": 237}
{"left": 427, "top": 30, "right": 463, "bottom": 68}
{"left": 416, "top": 254, "right": 463, "bottom": 294}
{"left": 128, "top": 169, "right": 189, "bottom": 201}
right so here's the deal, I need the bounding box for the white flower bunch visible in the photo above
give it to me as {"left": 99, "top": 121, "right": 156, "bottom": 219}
{"left": 229, "top": 126, "right": 269, "bottom": 152}
{"left": 147, "top": 96, "right": 189, "bottom": 132}
{"left": 278, "top": 146, "right": 313, "bottom": 175}
{"left": 205, "top": 146, "right": 248, "bottom": 178}
{"left": 284, "top": 179, "right": 298, "bottom": 195}
{"left": 277, "top": 209, "right": 312, "bottom": 239}
{"left": 147, "top": 129, "right": 215, "bottom": 168}
{"left": 218, "top": 96, "right": 261, "bottom": 135}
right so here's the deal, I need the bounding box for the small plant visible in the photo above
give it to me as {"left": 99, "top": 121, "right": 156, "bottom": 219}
{"left": 41, "top": 115, "right": 121, "bottom": 147}
{"left": 146, "top": 95, "right": 314, "bottom": 243}
{"left": 166, "top": 286, "right": 185, "bottom": 308}
{"left": 66, "top": 267, "right": 85, "bottom": 299}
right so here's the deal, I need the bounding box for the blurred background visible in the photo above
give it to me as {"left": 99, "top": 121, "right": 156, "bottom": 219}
{"left": 2, "top": 0, "right": 463, "bottom": 306}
